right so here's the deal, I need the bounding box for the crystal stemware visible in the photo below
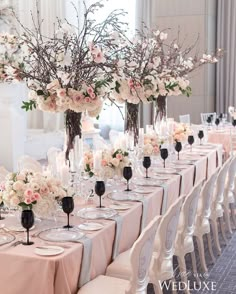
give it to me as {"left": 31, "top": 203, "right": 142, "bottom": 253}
{"left": 175, "top": 142, "right": 182, "bottom": 160}
{"left": 198, "top": 130, "right": 204, "bottom": 145}
{"left": 123, "top": 166, "right": 132, "bottom": 191}
{"left": 95, "top": 181, "right": 105, "bottom": 208}
{"left": 0, "top": 202, "right": 5, "bottom": 220}
{"left": 62, "top": 197, "right": 74, "bottom": 229}
{"left": 143, "top": 156, "right": 151, "bottom": 178}
{"left": 160, "top": 148, "right": 168, "bottom": 168}
{"left": 188, "top": 135, "right": 194, "bottom": 152}
{"left": 21, "top": 210, "right": 34, "bottom": 245}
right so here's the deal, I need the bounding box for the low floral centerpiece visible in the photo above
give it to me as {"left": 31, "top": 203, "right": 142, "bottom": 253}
{"left": 172, "top": 123, "right": 191, "bottom": 143}
{"left": 84, "top": 148, "right": 130, "bottom": 178}
{"left": 1, "top": 170, "right": 66, "bottom": 217}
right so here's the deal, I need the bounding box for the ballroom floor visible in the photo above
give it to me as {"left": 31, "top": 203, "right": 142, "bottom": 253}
{"left": 148, "top": 228, "right": 236, "bottom": 294}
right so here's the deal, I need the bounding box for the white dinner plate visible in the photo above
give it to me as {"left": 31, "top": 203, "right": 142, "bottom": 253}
{"left": 8, "top": 225, "right": 35, "bottom": 232}
{"left": 132, "top": 188, "right": 153, "bottom": 194}
{"left": 78, "top": 222, "right": 104, "bottom": 231}
{"left": 109, "top": 204, "right": 131, "bottom": 211}
{"left": 34, "top": 246, "right": 64, "bottom": 256}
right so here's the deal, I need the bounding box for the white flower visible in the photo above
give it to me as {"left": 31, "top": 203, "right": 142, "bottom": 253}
{"left": 111, "top": 158, "right": 120, "bottom": 167}
{"left": 160, "top": 32, "right": 168, "bottom": 40}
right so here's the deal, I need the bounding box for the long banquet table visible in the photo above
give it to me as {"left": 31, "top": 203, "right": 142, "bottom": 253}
{"left": 0, "top": 144, "right": 222, "bottom": 294}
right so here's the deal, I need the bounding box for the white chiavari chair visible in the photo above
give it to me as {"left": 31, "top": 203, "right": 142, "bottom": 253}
{"left": 193, "top": 169, "right": 219, "bottom": 273}
{"left": 179, "top": 114, "right": 190, "bottom": 124}
{"left": 200, "top": 112, "right": 216, "bottom": 125}
{"left": 174, "top": 182, "right": 202, "bottom": 289}
{"left": 78, "top": 215, "right": 161, "bottom": 294}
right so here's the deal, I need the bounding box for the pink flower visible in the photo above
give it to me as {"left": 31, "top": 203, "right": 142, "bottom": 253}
{"left": 57, "top": 88, "right": 67, "bottom": 98}
{"left": 24, "top": 189, "right": 33, "bottom": 198}
{"left": 87, "top": 87, "right": 94, "bottom": 95}
{"left": 90, "top": 93, "right": 96, "bottom": 99}
{"left": 33, "top": 192, "right": 41, "bottom": 200}
{"left": 94, "top": 51, "right": 106, "bottom": 63}
{"left": 85, "top": 97, "right": 91, "bottom": 103}
{"left": 25, "top": 198, "right": 32, "bottom": 204}
{"left": 116, "top": 153, "right": 123, "bottom": 160}
{"left": 101, "top": 159, "right": 108, "bottom": 167}
{"left": 40, "top": 186, "right": 49, "bottom": 195}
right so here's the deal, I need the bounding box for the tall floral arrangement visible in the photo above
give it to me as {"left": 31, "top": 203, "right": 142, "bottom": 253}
{"left": 111, "top": 27, "right": 222, "bottom": 133}
{"left": 7, "top": 1, "right": 128, "bottom": 159}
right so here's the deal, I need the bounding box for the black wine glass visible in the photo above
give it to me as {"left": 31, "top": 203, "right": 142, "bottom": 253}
{"left": 232, "top": 119, "right": 236, "bottom": 128}
{"left": 143, "top": 156, "right": 151, "bottom": 178}
{"left": 215, "top": 118, "right": 220, "bottom": 128}
{"left": 123, "top": 166, "right": 132, "bottom": 191}
{"left": 206, "top": 116, "right": 212, "bottom": 127}
{"left": 175, "top": 142, "right": 182, "bottom": 160}
{"left": 0, "top": 202, "right": 5, "bottom": 220}
{"left": 62, "top": 197, "right": 74, "bottom": 229}
{"left": 160, "top": 148, "right": 168, "bottom": 168}
{"left": 198, "top": 130, "right": 204, "bottom": 145}
{"left": 188, "top": 135, "right": 194, "bottom": 152}
{"left": 219, "top": 113, "right": 223, "bottom": 121}
{"left": 95, "top": 181, "right": 105, "bottom": 208}
{"left": 21, "top": 210, "right": 34, "bottom": 245}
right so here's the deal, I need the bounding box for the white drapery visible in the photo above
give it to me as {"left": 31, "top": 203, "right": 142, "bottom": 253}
{"left": 135, "top": 0, "right": 154, "bottom": 127}
{"left": 216, "top": 0, "right": 236, "bottom": 113}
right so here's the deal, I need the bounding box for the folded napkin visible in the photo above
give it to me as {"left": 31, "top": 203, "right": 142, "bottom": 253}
{"left": 78, "top": 236, "right": 93, "bottom": 288}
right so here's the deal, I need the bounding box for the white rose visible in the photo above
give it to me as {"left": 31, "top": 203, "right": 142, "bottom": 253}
{"left": 111, "top": 158, "right": 120, "bottom": 167}
{"left": 13, "top": 181, "right": 24, "bottom": 191}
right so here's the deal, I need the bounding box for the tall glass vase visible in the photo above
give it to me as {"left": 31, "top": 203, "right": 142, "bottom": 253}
{"left": 65, "top": 110, "right": 82, "bottom": 161}
{"left": 154, "top": 95, "right": 167, "bottom": 125}
{"left": 125, "top": 102, "right": 140, "bottom": 147}
{"left": 154, "top": 95, "right": 168, "bottom": 138}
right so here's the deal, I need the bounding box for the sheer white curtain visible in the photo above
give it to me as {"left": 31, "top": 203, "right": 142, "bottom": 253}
{"left": 135, "top": 0, "right": 155, "bottom": 127}
{"left": 216, "top": 0, "right": 236, "bottom": 113}
{"left": 14, "top": 0, "right": 65, "bottom": 132}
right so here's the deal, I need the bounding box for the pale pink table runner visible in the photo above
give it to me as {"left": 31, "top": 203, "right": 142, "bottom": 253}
{"left": 0, "top": 145, "right": 222, "bottom": 294}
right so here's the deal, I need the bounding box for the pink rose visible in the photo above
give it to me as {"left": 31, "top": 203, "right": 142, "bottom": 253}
{"left": 87, "top": 87, "right": 94, "bottom": 95}
{"left": 57, "top": 88, "right": 67, "bottom": 98}
{"left": 24, "top": 189, "right": 33, "bottom": 198}
{"left": 40, "top": 186, "right": 49, "bottom": 195}
{"left": 90, "top": 93, "right": 96, "bottom": 99}
{"left": 33, "top": 192, "right": 41, "bottom": 200}
{"left": 85, "top": 97, "right": 91, "bottom": 103}
{"left": 116, "top": 153, "right": 123, "bottom": 160}
{"left": 24, "top": 198, "right": 32, "bottom": 204}
{"left": 101, "top": 159, "right": 108, "bottom": 167}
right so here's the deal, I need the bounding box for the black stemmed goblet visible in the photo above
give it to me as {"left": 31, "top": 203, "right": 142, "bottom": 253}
{"left": 198, "top": 130, "right": 204, "bottom": 145}
{"left": 175, "top": 142, "right": 182, "bottom": 160}
{"left": 95, "top": 181, "right": 105, "bottom": 208}
{"left": 232, "top": 119, "right": 236, "bottom": 128}
{"left": 215, "top": 118, "right": 220, "bottom": 128}
{"left": 188, "top": 135, "right": 194, "bottom": 152}
{"left": 62, "top": 196, "right": 74, "bottom": 229}
{"left": 219, "top": 113, "right": 223, "bottom": 121}
{"left": 206, "top": 116, "right": 212, "bottom": 127}
{"left": 123, "top": 166, "right": 132, "bottom": 191}
{"left": 143, "top": 156, "right": 151, "bottom": 178}
{"left": 21, "top": 210, "right": 34, "bottom": 245}
{"left": 0, "top": 202, "right": 5, "bottom": 220}
{"left": 160, "top": 148, "right": 168, "bottom": 168}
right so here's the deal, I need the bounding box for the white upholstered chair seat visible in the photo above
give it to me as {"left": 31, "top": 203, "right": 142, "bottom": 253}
{"left": 228, "top": 191, "right": 235, "bottom": 204}
{"left": 150, "top": 252, "right": 174, "bottom": 282}
{"left": 106, "top": 250, "right": 131, "bottom": 280}
{"left": 78, "top": 275, "right": 130, "bottom": 294}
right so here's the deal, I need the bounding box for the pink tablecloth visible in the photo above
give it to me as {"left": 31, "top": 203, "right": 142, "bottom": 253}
{"left": 0, "top": 145, "right": 222, "bottom": 294}
{"left": 208, "top": 129, "right": 231, "bottom": 157}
